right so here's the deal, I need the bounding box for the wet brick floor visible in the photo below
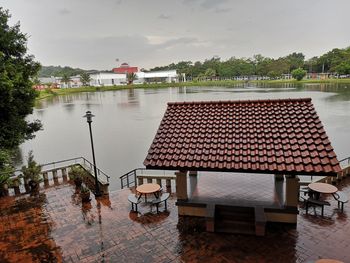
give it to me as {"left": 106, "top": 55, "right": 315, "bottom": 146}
{"left": 1, "top": 177, "right": 350, "bottom": 262}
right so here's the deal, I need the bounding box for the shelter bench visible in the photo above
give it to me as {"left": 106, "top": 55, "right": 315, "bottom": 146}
{"left": 152, "top": 193, "right": 170, "bottom": 213}
{"left": 128, "top": 194, "right": 141, "bottom": 212}
{"left": 332, "top": 191, "right": 349, "bottom": 212}
{"left": 305, "top": 198, "right": 330, "bottom": 217}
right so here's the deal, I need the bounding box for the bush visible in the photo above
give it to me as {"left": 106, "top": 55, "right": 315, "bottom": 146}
{"left": 291, "top": 68, "right": 307, "bottom": 81}
{"left": 21, "top": 151, "right": 42, "bottom": 184}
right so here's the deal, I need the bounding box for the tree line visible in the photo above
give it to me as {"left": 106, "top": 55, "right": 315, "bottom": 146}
{"left": 148, "top": 47, "right": 350, "bottom": 79}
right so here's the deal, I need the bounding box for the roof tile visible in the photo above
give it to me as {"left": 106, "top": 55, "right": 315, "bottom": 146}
{"left": 144, "top": 98, "right": 341, "bottom": 175}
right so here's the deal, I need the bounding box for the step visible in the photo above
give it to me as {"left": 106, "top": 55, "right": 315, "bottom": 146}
{"left": 215, "top": 220, "right": 255, "bottom": 235}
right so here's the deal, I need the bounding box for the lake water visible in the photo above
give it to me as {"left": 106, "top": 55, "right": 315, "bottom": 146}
{"left": 20, "top": 83, "right": 350, "bottom": 190}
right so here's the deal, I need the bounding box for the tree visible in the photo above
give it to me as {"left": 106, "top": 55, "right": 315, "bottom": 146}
{"left": 335, "top": 61, "right": 350, "bottom": 75}
{"left": 126, "top": 72, "right": 137, "bottom": 85}
{"left": 0, "top": 8, "right": 41, "bottom": 151}
{"left": 204, "top": 68, "right": 216, "bottom": 80}
{"left": 80, "top": 72, "right": 91, "bottom": 86}
{"left": 291, "top": 68, "right": 307, "bottom": 81}
{"left": 61, "top": 74, "right": 71, "bottom": 87}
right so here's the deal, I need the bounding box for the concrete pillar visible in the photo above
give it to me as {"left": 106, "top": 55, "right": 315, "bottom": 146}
{"left": 274, "top": 175, "right": 284, "bottom": 205}
{"left": 61, "top": 168, "right": 68, "bottom": 181}
{"left": 52, "top": 170, "right": 58, "bottom": 179}
{"left": 176, "top": 171, "right": 188, "bottom": 201}
{"left": 274, "top": 174, "right": 284, "bottom": 181}
{"left": 42, "top": 172, "right": 49, "bottom": 181}
{"left": 166, "top": 179, "right": 171, "bottom": 192}
{"left": 285, "top": 175, "right": 300, "bottom": 208}
{"left": 189, "top": 171, "right": 198, "bottom": 177}
{"left": 138, "top": 177, "right": 143, "bottom": 186}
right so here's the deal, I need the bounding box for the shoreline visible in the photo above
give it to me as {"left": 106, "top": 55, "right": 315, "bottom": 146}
{"left": 36, "top": 78, "right": 350, "bottom": 100}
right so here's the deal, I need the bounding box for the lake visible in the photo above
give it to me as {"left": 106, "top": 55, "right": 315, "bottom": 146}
{"left": 20, "top": 83, "right": 350, "bottom": 190}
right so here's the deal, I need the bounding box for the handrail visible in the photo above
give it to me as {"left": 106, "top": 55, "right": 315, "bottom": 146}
{"left": 1, "top": 156, "right": 110, "bottom": 183}
{"left": 119, "top": 168, "right": 177, "bottom": 189}
{"left": 339, "top": 156, "right": 350, "bottom": 168}
{"left": 119, "top": 168, "right": 146, "bottom": 189}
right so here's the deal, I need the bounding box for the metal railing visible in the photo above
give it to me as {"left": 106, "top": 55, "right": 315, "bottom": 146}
{"left": 4, "top": 156, "right": 110, "bottom": 184}
{"left": 339, "top": 156, "right": 350, "bottom": 169}
{"left": 119, "top": 168, "right": 176, "bottom": 189}
{"left": 119, "top": 168, "right": 146, "bottom": 189}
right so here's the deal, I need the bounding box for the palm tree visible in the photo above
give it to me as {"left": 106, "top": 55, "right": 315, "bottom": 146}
{"left": 80, "top": 72, "right": 91, "bottom": 86}
{"left": 61, "top": 74, "right": 71, "bottom": 88}
{"left": 126, "top": 72, "right": 137, "bottom": 85}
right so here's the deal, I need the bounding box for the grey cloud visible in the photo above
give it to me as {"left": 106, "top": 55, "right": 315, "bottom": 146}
{"left": 159, "top": 37, "right": 199, "bottom": 49}
{"left": 58, "top": 8, "right": 70, "bottom": 15}
{"left": 215, "top": 7, "right": 231, "bottom": 13}
{"left": 158, "top": 14, "right": 171, "bottom": 20}
{"left": 200, "top": 0, "right": 228, "bottom": 9}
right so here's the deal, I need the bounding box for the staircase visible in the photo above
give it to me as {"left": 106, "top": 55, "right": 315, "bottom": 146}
{"left": 214, "top": 205, "right": 266, "bottom": 236}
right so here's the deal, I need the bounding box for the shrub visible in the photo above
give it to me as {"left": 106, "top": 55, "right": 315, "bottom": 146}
{"left": 291, "top": 68, "right": 307, "bottom": 81}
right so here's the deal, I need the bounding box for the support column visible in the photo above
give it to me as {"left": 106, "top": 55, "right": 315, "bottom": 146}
{"left": 274, "top": 174, "right": 284, "bottom": 205}
{"left": 52, "top": 170, "right": 58, "bottom": 180}
{"left": 176, "top": 170, "right": 188, "bottom": 201}
{"left": 285, "top": 175, "right": 300, "bottom": 208}
{"left": 61, "top": 168, "right": 68, "bottom": 181}
{"left": 42, "top": 172, "right": 49, "bottom": 181}
{"left": 166, "top": 179, "right": 171, "bottom": 192}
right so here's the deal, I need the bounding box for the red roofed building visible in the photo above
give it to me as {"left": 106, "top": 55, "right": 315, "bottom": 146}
{"left": 112, "top": 63, "right": 138, "bottom": 74}
{"left": 143, "top": 98, "right": 341, "bottom": 231}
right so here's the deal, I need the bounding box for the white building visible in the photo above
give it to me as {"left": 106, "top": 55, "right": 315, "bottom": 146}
{"left": 89, "top": 72, "right": 127, "bottom": 86}
{"left": 88, "top": 70, "right": 178, "bottom": 86}
{"left": 135, "top": 70, "right": 178, "bottom": 84}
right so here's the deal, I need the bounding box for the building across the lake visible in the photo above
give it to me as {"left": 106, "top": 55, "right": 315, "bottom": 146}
{"left": 89, "top": 69, "right": 178, "bottom": 87}
{"left": 112, "top": 63, "right": 138, "bottom": 74}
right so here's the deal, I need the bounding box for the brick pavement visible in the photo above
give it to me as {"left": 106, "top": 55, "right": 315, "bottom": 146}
{"left": 1, "top": 177, "right": 350, "bottom": 263}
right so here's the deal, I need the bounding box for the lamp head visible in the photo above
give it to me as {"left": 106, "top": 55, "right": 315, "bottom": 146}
{"left": 83, "top": 111, "right": 95, "bottom": 123}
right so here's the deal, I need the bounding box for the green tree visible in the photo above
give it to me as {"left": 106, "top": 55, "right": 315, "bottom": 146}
{"left": 291, "top": 68, "right": 307, "bottom": 81}
{"left": 334, "top": 62, "right": 350, "bottom": 75}
{"left": 61, "top": 74, "right": 71, "bottom": 87}
{"left": 0, "top": 8, "right": 41, "bottom": 150}
{"left": 204, "top": 68, "right": 216, "bottom": 80}
{"left": 126, "top": 72, "right": 137, "bottom": 84}
{"left": 80, "top": 72, "right": 91, "bottom": 86}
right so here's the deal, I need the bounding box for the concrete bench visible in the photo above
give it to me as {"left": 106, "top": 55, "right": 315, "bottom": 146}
{"left": 152, "top": 193, "right": 170, "bottom": 213}
{"left": 128, "top": 194, "right": 141, "bottom": 212}
{"left": 333, "top": 191, "right": 349, "bottom": 212}
{"left": 305, "top": 198, "right": 330, "bottom": 217}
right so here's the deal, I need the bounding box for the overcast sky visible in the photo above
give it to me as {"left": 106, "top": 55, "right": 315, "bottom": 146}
{"left": 2, "top": 0, "right": 350, "bottom": 70}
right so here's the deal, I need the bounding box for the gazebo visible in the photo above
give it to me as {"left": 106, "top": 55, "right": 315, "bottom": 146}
{"left": 144, "top": 98, "right": 341, "bottom": 234}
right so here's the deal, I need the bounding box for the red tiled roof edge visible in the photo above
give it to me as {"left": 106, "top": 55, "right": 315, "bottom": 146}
{"left": 167, "top": 98, "right": 312, "bottom": 106}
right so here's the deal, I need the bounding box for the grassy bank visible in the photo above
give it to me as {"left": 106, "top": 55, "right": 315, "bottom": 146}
{"left": 36, "top": 78, "right": 350, "bottom": 100}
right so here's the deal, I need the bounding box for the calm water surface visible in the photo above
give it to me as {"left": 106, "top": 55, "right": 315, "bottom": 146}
{"left": 20, "top": 83, "right": 350, "bottom": 190}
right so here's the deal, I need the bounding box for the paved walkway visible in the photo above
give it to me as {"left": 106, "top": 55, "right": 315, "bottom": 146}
{"left": 1, "top": 177, "right": 350, "bottom": 262}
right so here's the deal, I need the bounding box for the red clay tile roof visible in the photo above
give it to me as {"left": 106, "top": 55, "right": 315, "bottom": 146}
{"left": 144, "top": 98, "right": 341, "bottom": 176}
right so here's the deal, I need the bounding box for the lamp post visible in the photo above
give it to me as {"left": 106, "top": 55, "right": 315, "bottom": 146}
{"left": 83, "top": 111, "right": 101, "bottom": 197}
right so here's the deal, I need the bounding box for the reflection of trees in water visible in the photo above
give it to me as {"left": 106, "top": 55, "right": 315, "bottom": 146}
{"left": 303, "top": 83, "right": 350, "bottom": 102}
{"left": 127, "top": 88, "right": 139, "bottom": 105}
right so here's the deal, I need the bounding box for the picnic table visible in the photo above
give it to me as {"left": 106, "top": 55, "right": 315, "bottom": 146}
{"left": 308, "top": 182, "right": 338, "bottom": 200}
{"left": 136, "top": 183, "right": 161, "bottom": 202}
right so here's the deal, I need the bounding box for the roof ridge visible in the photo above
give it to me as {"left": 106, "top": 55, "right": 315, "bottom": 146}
{"left": 167, "top": 98, "right": 312, "bottom": 106}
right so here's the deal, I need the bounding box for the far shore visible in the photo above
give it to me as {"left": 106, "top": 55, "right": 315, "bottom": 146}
{"left": 37, "top": 78, "right": 350, "bottom": 100}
